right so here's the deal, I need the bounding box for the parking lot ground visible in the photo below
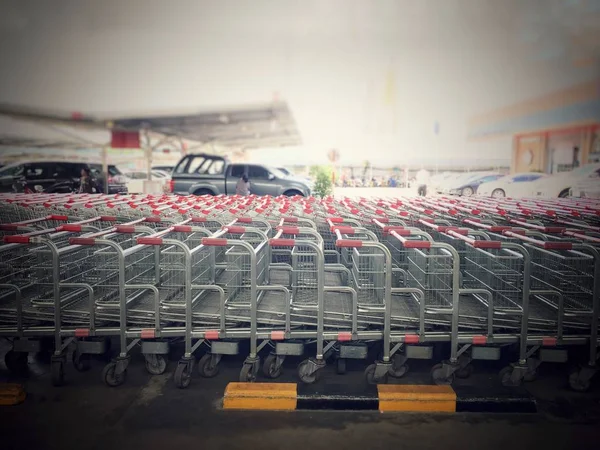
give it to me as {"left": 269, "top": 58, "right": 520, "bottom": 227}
{"left": 2, "top": 344, "right": 600, "bottom": 450}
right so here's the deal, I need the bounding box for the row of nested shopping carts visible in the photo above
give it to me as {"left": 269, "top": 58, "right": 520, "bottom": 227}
{"left": 0, "top": 192, "right": 598, "bottom": 391}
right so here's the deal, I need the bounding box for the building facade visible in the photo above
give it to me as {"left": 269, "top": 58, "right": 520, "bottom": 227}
{"left": 469, "top": 80, "right": 600, "bottom": 174}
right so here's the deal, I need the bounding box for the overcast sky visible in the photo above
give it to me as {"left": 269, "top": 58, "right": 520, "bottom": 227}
{"left": 0, "top": 0, "right": 598, "bottom": 165}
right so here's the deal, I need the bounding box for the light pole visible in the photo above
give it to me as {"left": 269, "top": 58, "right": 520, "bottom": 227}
{"left": 434, "top": 121, "right": 440, "bottom": 175}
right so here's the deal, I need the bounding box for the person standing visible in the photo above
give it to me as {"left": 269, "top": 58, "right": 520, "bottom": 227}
{"left": 78, "top": 167, "right": 96, "bottom": 194}
{"left": 236, "top": 173, "right": 250, "bottom": 196}
{"left": 415, "top": 168, "right": 429, "bottom": 196}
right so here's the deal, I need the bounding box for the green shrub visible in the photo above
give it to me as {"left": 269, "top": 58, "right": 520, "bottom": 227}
{"left": 310, "top": 165, "right": 333, "bottom": 197}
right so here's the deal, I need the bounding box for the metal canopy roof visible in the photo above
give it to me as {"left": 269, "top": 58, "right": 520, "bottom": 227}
{"left": 0, "top": 100, "right": 302, "bottom": 149}
{"left": 110, "top": 101, "right": 301, "bottom": 149}
{"left": 0, "top": 137, "right": 94, "bottom": 149}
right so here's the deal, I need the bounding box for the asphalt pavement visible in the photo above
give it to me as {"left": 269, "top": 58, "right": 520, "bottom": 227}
{"left": 1, "top": 341, "right": 600, "bottom": 450}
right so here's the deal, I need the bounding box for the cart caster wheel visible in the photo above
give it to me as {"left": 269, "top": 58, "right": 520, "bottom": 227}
{"left": 102, "top": 362, "right": 126, "bottom": 387}
{"left": 569, "top": 371, "right": 591, "bottom": 392}
{"left": 5, "top": 350, "right": 28, "bottom": 376}
{"left": 298, "top": 360, "right": 320, "bottom": 384}
{"left": 145, "top": 355, "right": 167, "bottom": 375}
{"left": 262, "top": 354, "right": 282, "bottom": 379}
{"left": 389, "top": 361, "right": 409, "bottom": 378}
{"left": 239, "top": 363, "right": 257, "bottom": 382}
{"left": 198, "top": 354, "right": 220, "bottom": 378}
{"left": 431, "top": 363, "right": 454, "bottom": 385}
{"left": 336, "top": 358, "right": 346, "bottom": 375}
{"left": 365, "top": 363, "right": 388, "bottom": 385}
{"left": 499, "top": 365, "right": 522, "bottom": 387}
{"left": 51, "top": 360, "right": 65, "bottom": 387}
{"left": 72, "top": 350, "right": 91, "bottom": 372}
{"left": 174, "top": 361, "right": 192, "bottom": 389}
{"left": 523, "top": 369, "right": 537, "bottom": 382}
{"left": 365, "top": 363, "right": 388, "bottom": 384}
{"left": 455, "top": 363, "right": 474, "bottom": 379}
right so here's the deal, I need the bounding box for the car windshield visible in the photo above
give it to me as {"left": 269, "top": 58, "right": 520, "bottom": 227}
{"left": 454, "top": 173, "right": 480, "bottom": 184}
{"left": 571, "top": 164, "right": 600, "bottom": 177}
{"left": 267, "top": 167, "right": 288, "bottom": 178}
{"left": 153, "top": 166, "right": 173, "bottom": 174}
{"left": 126, "top": 172, "right": 147, "bottom": 179}
{"left": 469, "top": 174, "right": 493, "bottom": 182}
{"left": 175, "top": 156, "right": 225, "bottom": 175}
{"left": 0, "top": 164, "right": 24, "bottom": 177}
{"left": 91, "top": 165, "right": 121, "bottom": 177}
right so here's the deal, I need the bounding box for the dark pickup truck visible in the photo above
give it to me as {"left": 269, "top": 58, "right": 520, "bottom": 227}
{"left": 170, "top": 154, "right": 312, "bottom": 196}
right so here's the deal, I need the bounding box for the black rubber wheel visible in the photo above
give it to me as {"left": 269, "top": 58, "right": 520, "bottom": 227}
{"left": 559, "top": 189, "right": 570, "bottom": 198}
{"left": 336, "top": 358, "right": 347, "bottom": 375}
{"left": 198, "top": 354, "right": 220, "bottom": 378}
{"left": 262, "top": 354, "right": 282, "bottom": 379}
{"left": 569, "top": 371, "right": 591, "bottom": 392}
{"left": 174, "top": 362, "right": 192, "bottom": 389}
{"left": 72, "top": 350, "right": 91, "bottom": 372}
{"left": 492, "top": 189, "right": 505, "bottom": 198}
{"left": 461, "top": 186, "right": 474, "bottom": 197}
{"left": 5, "top": 350, "right": 28, "bottom": 375}
{"left": 389, "top": 360, "right": 409, "bottom": 378}
{"left": 431, "top": 363, "right": 454, "bottom": 385}
{"left": 51, "top": 360, "right": 65, "bottom": 387}
{"left": 102, "top": 362, "right": 126, "bottom": 387}
{"left": 365, "top": 364, "right": 376, "bottom": 384}
{"left": 239, "top": 363, "right": 257, "bottom": 382}
{"left": 283, "top": 190, "right": 304, "bottom": 197}
{"left": 194, "top": 189, "right": 214, "bottom": 196}
{"left": 365, "top": 363, "right": 388, "bottom": 385}
{"left": 455, "top": 363, "right": 474, "bottom": 379}
{"left": 145, "top": 355, "right": 167, "bottom": 375}
{"left": 523, "top": 369, "right": 538, "bottom": 382}
{"left": 499, "top": 365, "right": 520, "bottom": 387}
{"left": 298, "top": 360, "right": 319, "bottom": 384}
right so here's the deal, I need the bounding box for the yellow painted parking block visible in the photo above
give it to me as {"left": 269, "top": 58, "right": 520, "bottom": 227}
{"left": 0, "top": 383, "right": 26, "bottom": 406}
{"left": 378, "top": 385, "right": 456, "bottom": 413}
{"left": 223, "top": 382, "right": 297, "bottom": 410}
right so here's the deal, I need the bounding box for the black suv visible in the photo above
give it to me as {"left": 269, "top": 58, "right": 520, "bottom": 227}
{"left": 0, "top": 161, "right": 127, "bottom": 194}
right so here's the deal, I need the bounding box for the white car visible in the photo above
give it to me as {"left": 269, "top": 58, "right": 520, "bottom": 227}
{"left": 432, "top": 172, "right": 461, "bottom": 193}
{"left": 122, "top": 169, "right": 171, "bottom": 193}
{"left": 477, "top": 172, "right": 548, "bottom": 198}
{"left": 570, "top": 166, "right": 600, "bottom": 198}
{"left": 442, "top": 172, "right": 493, "bottom": 195}
{"left": 530, "top": 163, "right": 600, "bottom": 198}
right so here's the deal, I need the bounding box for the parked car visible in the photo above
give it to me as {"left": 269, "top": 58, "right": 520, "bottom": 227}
{"left": 477, "top": 172, "right": 548, "bottom": 198}
{"left": 171, "top": 153, "right": 311, "bottom": 196}
{"left": 121, "top": 169, "right": 171, "bottom": 193}
{"left": 447, "top": 172, "right": 502, "bottom": 196}
{"left": 0, "top": 161, "right": 127, "bottom": 193}
{"left": 277, "top": 166, "right": 313, "bottom": 185}
{"left": 530, "top": 163, "right": 600, "bottom": 198}
{"left": 427, "top": 173, "right": 447, "bottom": 193}
{"left": 152, "top": 165, "right": 175, "bottom": 175}
{"left": 152, "top": 169, "right": 171, "bottom": 179}
{"left": 570, "top": 166, "right": 600, "bottom": 198}
{"left": 434, "top": 172, "right": 464, "bottom": 194}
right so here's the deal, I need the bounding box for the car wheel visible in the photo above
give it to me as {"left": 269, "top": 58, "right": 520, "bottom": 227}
{"left": 194, "top": 189, "right": 214, "bottom": 196}
{"left": 559, "top": 188, "right": 570, "bottom": 198}
{"left": 283, "top": 190, "right": 304, "bottom": 197}
{"left": 492, "top": 188, "right": 505, "bottom": 198}
{"left": 461, "top": 186, "right": 474, "bottom": 197}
